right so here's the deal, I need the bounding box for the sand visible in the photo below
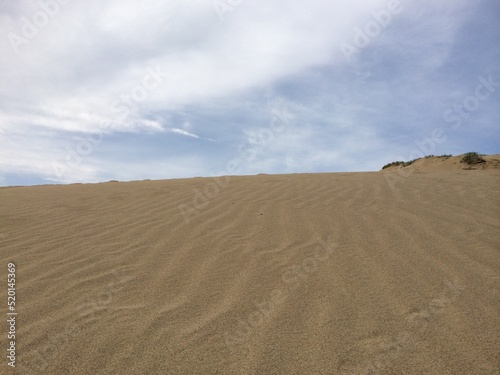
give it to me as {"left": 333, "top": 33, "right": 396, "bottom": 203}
{"left": 383, "top": 154, "right": 500, "bottom": 172}
{"left": 1, "top": 168, "right": 499, "bottom": 374}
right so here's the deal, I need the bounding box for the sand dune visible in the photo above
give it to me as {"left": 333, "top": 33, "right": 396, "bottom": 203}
{"left": 1, "top": 169, "right": 499, "bottom": 374}
{"left": 382, "top": 154, "right": 500, "bottom": 172}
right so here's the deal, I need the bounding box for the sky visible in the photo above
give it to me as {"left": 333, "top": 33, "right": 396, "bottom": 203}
{"left": 0, "top": 0, "right": 499, "bottom": 186}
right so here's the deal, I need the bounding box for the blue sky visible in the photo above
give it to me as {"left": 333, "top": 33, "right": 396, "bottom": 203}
{"left": 0, "top": 0, "right": 499, "bottom": 186}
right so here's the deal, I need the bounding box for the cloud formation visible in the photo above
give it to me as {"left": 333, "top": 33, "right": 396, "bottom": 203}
{"left": 0, "top": 0, "right": 499, "bottom": 185}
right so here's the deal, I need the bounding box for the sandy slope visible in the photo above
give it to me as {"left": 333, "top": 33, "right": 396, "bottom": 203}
{"left": 383, "top": 154, "right": 500, "bottom": 172}
{"left": 1, "top": 170, "right": 499, "bottom": 374}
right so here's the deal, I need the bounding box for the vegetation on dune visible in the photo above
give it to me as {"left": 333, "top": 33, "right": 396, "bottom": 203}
{"left": 460, "top": 152, "right": 485, "bottom": 165}
{"left": 382, "top": 154, "right": 457, "bottom": 169}
{"left": 382, "top": 153, "right": 490, "bottom": 170}
{"left": 382, "top": 159, "right": 418, "bottom": 170}
{"left": 425, "top": 154, "right": 452, "bottom": 159}
{"left": 382, "top": 161, "right": 403, "bottom": 170}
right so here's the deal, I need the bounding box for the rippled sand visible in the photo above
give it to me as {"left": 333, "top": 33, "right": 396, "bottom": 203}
{"left": 1, "top": 169, "right": 499, "bottom": 374}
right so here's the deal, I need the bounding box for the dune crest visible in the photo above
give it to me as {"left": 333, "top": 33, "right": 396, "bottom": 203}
{"left": 382, "top": 154, "right": 500, "bottom": 172}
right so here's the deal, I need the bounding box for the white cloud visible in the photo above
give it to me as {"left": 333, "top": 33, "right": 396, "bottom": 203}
{"left": 0, "top": 0, "right": 494, "bottom": 185}
{"left": 0, "top": 0, "right": 390, "bottom": 132}
{"left": 170, "top": 128, "right": 199, "bottom": 139}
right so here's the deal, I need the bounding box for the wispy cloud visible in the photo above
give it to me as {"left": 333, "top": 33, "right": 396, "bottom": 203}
{"left": 170, "top": 128, "right": 200, "bottom": 139}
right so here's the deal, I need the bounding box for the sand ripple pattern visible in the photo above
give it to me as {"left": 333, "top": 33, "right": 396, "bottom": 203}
{"left": 0, "top": 171, "right": 499, "bottom": 374}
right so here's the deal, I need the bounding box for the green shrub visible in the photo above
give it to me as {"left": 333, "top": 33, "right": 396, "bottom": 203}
{"left": 460, "top": 152, "right": 485, "bottom": 165}
{"left": 424, "top": 154, "right": 453, "bottom": 159}
{"left": 382, "top": 158, "right": 419, "bottom": 170}
{"left": 404, "top": 158, "right": 418, "bottom": 166}
{"left": 382, "top": 161, "right": 404, "bottom": 169}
